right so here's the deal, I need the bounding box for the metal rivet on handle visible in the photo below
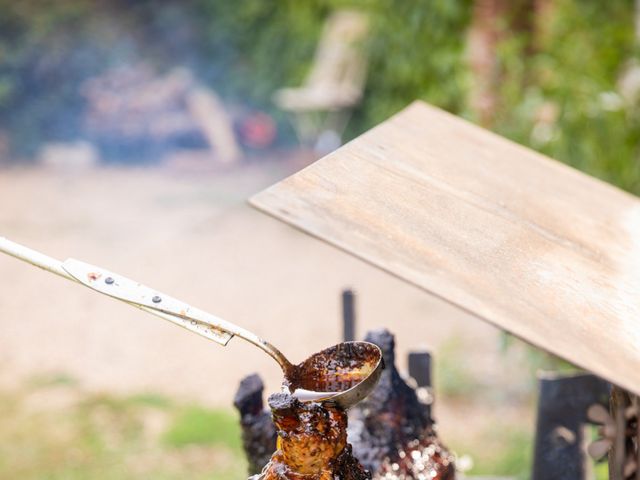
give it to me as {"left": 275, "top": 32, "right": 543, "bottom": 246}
{"left": 152, "top": 296, "right": 162, "bottom": 303}
{"left": 105, "top": 277, "right": 114, "bottom": 285}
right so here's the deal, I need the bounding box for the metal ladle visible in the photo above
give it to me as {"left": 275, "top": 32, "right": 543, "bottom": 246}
{"left": 0, "top": 237, "right": 382, "bottom": 409}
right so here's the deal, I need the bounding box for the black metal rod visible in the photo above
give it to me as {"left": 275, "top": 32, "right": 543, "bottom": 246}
{"left": 532, "top": 372, "right": 610, "bottom": 480}
{"left": 408, "top": 350, "right": 432, "bottom": 419}
{"left": 342, "top": 289, "right": 356, "bottom": 342}
{"left": 408, "top": 351, "right": 432, "bottom": 388}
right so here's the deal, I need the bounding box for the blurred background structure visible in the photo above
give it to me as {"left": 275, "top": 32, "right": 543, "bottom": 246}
{"left": 0, "top": 1, "right": 637, "bottom": 479}
{"left": 1, "top": 0, "right": 636, "bottom": 181}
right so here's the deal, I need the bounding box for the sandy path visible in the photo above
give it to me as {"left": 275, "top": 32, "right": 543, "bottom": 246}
{"left": 0, "top": 162, "right": 499, "bottom": 408}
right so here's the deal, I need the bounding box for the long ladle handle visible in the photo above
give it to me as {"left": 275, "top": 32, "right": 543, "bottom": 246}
{"left": 0, "top": 236, "right": 294, "bottom": 374}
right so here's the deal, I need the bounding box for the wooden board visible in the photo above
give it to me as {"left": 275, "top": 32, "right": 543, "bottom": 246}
{"left": 251, "top": 101, "right": 640, "bottom": 395}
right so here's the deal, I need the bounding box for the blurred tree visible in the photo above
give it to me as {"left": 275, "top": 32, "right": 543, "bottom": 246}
{"left": 1, "top": 0, "right": 639, "bottom": 200}
{"left": 492, "top": 0, "right": 640, "bottom": 192}
{"left": 467, "top": 0, "right": 542, "bottom": 126}
{"left": 0, "top": 0, "right": 473, "bottom": 158}
{"left": 467, "top": 0, "right": 509, "bottom": 126}
{"left": 352, "top": 0, "right": 472, "bottom": 133}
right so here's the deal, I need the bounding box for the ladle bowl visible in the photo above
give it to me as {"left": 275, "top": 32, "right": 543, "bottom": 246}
{"left": 285, "top": 341, "right": 384, "bottom": 409}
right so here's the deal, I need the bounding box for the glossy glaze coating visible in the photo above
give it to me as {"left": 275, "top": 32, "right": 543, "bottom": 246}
{"left": 253, "top": 393, "right": 370, "bottom": 480}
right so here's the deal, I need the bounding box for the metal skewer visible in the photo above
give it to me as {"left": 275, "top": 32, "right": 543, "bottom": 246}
{"left": 0, "top": 236, "right": 291, "bottom": 365}
{"left": 0, "top": 236, "right": 382, "bottom": 409}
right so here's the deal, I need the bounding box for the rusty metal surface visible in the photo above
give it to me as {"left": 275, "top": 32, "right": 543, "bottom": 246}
{"left": 531, "top": 372, "right": 610, "bottom": 480}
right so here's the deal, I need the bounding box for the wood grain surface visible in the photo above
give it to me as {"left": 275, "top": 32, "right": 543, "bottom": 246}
{"left": 251, "top": 101, "right": 640, "bottom": 394}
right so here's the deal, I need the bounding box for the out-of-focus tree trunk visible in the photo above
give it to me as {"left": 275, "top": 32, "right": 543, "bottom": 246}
{"left": 511, "top": 0, "right": 536, "bottom": 56}
{"left": 635, "top": 0, "right": 640, "bottom": 42}
{"left": 618, "top": 0, "right": 640, "bottom": 105}
{"left": 533, "top": 0, "right": 556, "bottom": 51}
{"left": 467, "top": 0, "right": 508, "bottom": 127}
{"left": 467, "top": 0, "right": 550, "bottom": 126}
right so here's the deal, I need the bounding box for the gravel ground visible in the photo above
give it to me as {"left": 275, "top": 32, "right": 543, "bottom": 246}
{"left": 0, "top": 158, "right": 502, "bottom": 409}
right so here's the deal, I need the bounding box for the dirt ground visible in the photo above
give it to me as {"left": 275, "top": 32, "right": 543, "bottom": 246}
{"left": 0, "top": 156, "right": 512, "bottom": 413}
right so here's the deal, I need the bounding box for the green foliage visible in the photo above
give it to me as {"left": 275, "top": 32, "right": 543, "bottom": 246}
{"left": 193, "top": 0, "right": 472, "bottom": 136}
{"left": 194, "top": 0, "right": 324, "bottom": 105}
{"left": 493, "top": 0, "right": 640, "bottom": 193}
{"left": 27, "top": 371, "right": 79, "bottom": 388}
{"left": 0, "top": 381, "right": 246, "bottom": 479}
{"left": 0, "top": 0, "right": 472, "bottom": 156}
{"left": 500, "top": 332, "right": 580, "bottom": 377}
{"left": 465, "top": 425, "right": 533, "bottom": 479}
{"left": 126, "top": 392, "right": 174, "bottom": 409}
{"left": 435, "top": 335, "right": 486, "bottom": 400}
{"left": 2, "top": 0, "right": 640, "bottom": 201}
{"left": 352, "top": 0, "right": 472, "bottom": 132}
{"left": 163, "top": 405, "right": 242, "bottom": 451}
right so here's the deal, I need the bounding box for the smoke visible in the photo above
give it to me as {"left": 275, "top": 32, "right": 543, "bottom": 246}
{"left": 0, "top": 1, "right": 253, "bottom": 164}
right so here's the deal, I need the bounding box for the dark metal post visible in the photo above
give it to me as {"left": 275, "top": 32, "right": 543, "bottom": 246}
{"left": 609, "top": 386, "right": 628, "bottom": 480}
{"left": 532, "top": 372, "right": 610, "bottom": 480}
{"left": 342, "top": 289, "right": 356, "bottom": 342}
{"left": 408, "top": 350, "right": 433, "bottom": 419}
{"left": 608, "top": 387, "right": 640, "bottom": 480}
